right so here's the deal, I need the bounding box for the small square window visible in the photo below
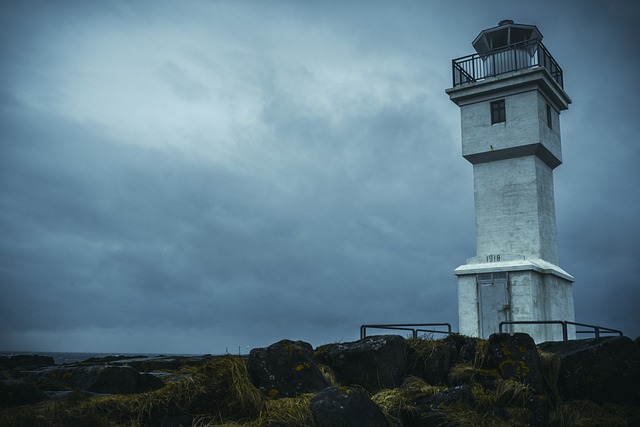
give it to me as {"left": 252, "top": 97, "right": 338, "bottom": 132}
{"left": 491, "top": 100, "right": 505, "bottom": 124}
{"left": 546, "top": 104, "right": 553, "bottom": 129}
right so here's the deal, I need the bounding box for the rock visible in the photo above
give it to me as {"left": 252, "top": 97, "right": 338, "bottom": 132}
{"left": 137, "top": 372, "right": 167, "bottom": 392}
{"left": 85, "top": 366, "right": 140, "bottom": 393}
{"left": 317, "top": 335, "right": 406, "bottom": 392}
{"left": 487, "top": 333, "right": 546, "bottom": 394}
{"left": 459, "top": 338, "right": 478, "bottom": 363}
{"left": 78, "top": 355, "right": 148, "bottom": 365}
{"left": 407, "top": 339, "right": 458, "bottom": 385}
{"left": 403, "top": 385, "right": 475, "bottom": 427}
{"left": 0, "top": 355, "right": 55, "bottom": 370}
{"left": 441, "top": 334, "right": 469, "bottom": 356}
{"left": 78, "top": 354, "right": 211, "bottom": 373}
{"left": 310, "top": 386, "right": 388, "bottom": 427}
{"left": 112, "top": 355, "right": 210, "bottom": 372}
{"left": 248, "top": 339, "right": 328, "bottom": 398}
{"left": 538, "top": 336, "right": 640, "bottom": 404}
{"left": 417, "top": 384, "right": 474, "bottom": 408}
{"left": 0, "top": 380, "right": 49, "bottom": 407}
{"left": 31, "top": 365, "right": 165, "bottom": 394}
{"left": 159, "top": 415, "right": 194, "bottom": 426}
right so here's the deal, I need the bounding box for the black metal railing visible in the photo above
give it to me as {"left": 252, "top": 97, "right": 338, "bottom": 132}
{"left": 499, "top": 320, "right": 623, "bottom": 341}
{"left": 452, "top": 39, "right": 563, "bottom": 88}
{"left": 360, "top": 323, "right": 453, "bottom": 340}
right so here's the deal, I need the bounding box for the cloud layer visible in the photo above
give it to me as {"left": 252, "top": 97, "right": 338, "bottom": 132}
{"left": 1, "top": 0, "right": 639, "bottom": 353}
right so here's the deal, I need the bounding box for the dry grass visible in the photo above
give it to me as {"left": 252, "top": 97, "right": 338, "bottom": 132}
{"left": 256, "top": 394, "right": 314, "bottom": 427}
{"left": 471, "top": 338, "right": 493, "bottom": 369}
{"left": 372, "top": 376, "right": 446, "bottom": 426}
{"left": 406, "top": 337, "right": 443, "bottom": 359}
{"left": 448, "top": 362, "right": 500, "bottom": 387}
{"left": 492, "top": 379, "right": 535, "bottom": 407}
{"left": 548, "top": 399, "right": 640, "bottom": 427}
{"left": 317, "top": 363, "right": 337, "bottom": 387}
{"left": 372, "top": 374, "right": 532, "bottom": 427}
{"left": 3, "top": 338, "right": 639, "bottom": 427}
{"left": 197, "top": 394, "right": 314, "bottom": 427}
{"left": 448, "top": 362, "right": 473, "bottom": 385}
{"left": 538, "top": 349, "right": 562, "bottom": 405}
{"left": 436, "top": 402, "right": 502, "bottom": 427}
{"left": 0, "top": 356, "right": 264, "bottom": 427}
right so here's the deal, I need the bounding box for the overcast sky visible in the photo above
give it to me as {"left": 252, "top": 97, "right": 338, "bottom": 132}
{"left": 1, "top": 0, "right": 639, "bottom": 355}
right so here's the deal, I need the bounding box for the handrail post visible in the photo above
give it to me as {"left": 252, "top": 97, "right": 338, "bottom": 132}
{"left": 595, "top": 326, "right": 600, "bottom": 338}
{"left": 452, "top": 60, "right": 456, "bottom": 86}
{"left": 472, "top": 56, "right": 476, "bottom": 82}
{"left": 562, "top": 321, "right": 568, "bottom": 341}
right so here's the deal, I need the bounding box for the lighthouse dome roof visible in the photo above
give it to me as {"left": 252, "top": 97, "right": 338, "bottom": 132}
{"left": 472, "top": 20, "right": 543, "bottom": 54}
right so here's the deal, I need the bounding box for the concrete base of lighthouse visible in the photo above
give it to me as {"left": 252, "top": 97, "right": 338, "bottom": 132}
{"left": 455, "top": 257, "right": 575, "bottom": 343}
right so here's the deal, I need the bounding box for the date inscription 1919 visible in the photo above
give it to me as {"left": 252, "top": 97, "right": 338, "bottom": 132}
{"left": 486, "top": 254, "right": 501, "bottom": 262}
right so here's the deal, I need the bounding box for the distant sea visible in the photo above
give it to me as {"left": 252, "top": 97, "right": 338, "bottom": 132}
{"left": 0, "top": 351, "right": 201, "bottom": 365}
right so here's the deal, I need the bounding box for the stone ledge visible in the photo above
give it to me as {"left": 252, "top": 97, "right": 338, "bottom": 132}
{"left": 454, "top": 258, "right": 574, "bottom": 281}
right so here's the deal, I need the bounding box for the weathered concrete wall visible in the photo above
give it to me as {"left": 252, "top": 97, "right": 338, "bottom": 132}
{"left": 449, "top": 67, "right": 575, "bottom": 343}
{"left": 457, "top": 275, "right": 479, "bottom": 337}
{"left": 472, "top": 155, "right": 558, "bottom": 263}
{"left": 456, "top": 264, "right": 575, "bottom": 342}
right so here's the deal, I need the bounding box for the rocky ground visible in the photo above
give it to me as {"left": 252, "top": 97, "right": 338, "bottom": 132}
{"left": 1, "top": 333, "right": 639, "bottom": 426}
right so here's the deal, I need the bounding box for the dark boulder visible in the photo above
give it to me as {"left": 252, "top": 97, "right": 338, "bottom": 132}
{"left": 137, "top": 372, "right": 166, "bottom": 392}
{"left": 488, "top": 333, "right": 550, "bottom": 426}
{"left": 86, "top": 366, "right": 139, "bottom": 393}
{"left": 160, "top": 415, "right": 194, "bottom": 427}
{"left": 407, "top": 339, "right": 458, "bottom": 385}
{"left": 538, "top": 336, "right": 640, "bottom": 404}
{"left": 403, "top": 385, "right": 475, "bottom": 427}
{"left": 0, "top": 355, "right": 55, "bottom": 370}
{"left": 441, "top": 333, "right": 470, "bottom": 357}
{"left": 310, "top": 386, "right": 388, "bottom": 427}
{"left": 416, "top": 384, "right": 474, "bottom": 408}
{"left": 488, "top": 333, "right": 546, "bottom": 394}
{"left": 31, "top": 365, "right": 165, "bottom": 394}
{"left": 317, "top": 335, "right": 406, "bottom": 392}
{"left": 78, "top": 355, "right": 147, "bottom": 365}
{"left": 0, "top": 380, "right": 49, "bottom": 407}
{"left": 459, "top": 338, "right": 478, "bottom": 363}
{"left": 248, "top": 339, "right": 328, "bottom": 398}
{"left": 119, "top": 356, "right": 199, "bottom": 372}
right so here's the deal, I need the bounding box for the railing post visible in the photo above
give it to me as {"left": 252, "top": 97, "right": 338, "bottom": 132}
{"left": 595, "top": 326, "right": 600, "bottom": 338}
{"left": 562, "top": 321, "right": 568, "bottom": 341}
{"left": 472, "top": 56, "right": 476, "bottom": 82}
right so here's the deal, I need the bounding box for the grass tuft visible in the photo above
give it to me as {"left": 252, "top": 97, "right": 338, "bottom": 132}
{"left": 0, "top": 356, "right": 264, "bottom": 427}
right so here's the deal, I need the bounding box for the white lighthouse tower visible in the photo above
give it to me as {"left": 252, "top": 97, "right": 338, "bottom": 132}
{"left": 446, "top": 20, "right": 575, "bottom": 342}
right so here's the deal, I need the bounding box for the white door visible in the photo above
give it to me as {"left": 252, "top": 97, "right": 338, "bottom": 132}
{"left": 477, "top": 273, "right": 509, "bottom": 338}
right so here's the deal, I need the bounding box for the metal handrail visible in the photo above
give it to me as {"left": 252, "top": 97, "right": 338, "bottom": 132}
{"left": 360, "top": 323, "right": 452, "bottom": 340}
{"left": 452, "top": 39, "right": 563, "bottom": 89}
{"left": 499, "top": 320, "right": 623, "bottom": 341}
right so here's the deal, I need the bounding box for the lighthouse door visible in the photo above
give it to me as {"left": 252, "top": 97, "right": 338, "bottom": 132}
{"left": 477, "top": 272, "right": 509, "bottom": 338}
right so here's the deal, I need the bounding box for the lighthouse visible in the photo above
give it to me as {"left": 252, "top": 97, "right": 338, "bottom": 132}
{"left": 446, "top": 20, "right": 575, "bottom": 342}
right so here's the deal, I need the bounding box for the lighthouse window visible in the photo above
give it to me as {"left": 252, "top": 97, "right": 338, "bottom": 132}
{"left": 546, "top": 104, "right": 553, "bottom": 128}
{"left": 491, "top": 100, "right": 506, "bottom": 124}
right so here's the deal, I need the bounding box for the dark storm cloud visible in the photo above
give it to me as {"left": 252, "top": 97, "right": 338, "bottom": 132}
{"left": 0, "top": 74, "right": 465, "bottom": 351}
{"left": 1, "top": 0, "right": 639, "bottom": 353}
